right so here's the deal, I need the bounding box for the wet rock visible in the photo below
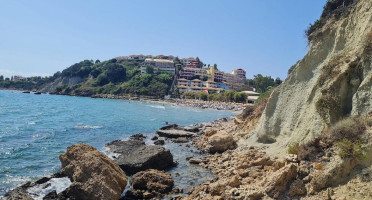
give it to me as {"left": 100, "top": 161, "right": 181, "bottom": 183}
{"left": 189, "top": 158, "right": 202, "bottom": 164}
{"left": 59, "top": 143, "right": 127, "bottom": 200}
{"left": 151, "top": 136, "right": 158, "bottom": 140}
{"left": 3, "top": 182, "right": 33, "bottom": 200}
{"left": 154, "top": 139, "right": 165, "bottom": 145}
{"left": 130, "top": 133, "right": 146, "bottom": 141}
{"left": 183, "top": 126, "right": 200, "bottom": 133}
{"left": 42, "top": 190, "right": 58, "bottom": 200}
{"left": 105, "top": 140, "right": 174, "bottom": 174}
{"left": 207, "top": 131, "right": 235, "bottom": 153}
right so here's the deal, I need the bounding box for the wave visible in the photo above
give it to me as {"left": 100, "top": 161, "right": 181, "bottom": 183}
{"left": 146, "top": 105, "right": 165, "bottom": 109}
{"left": 27, "top": 177, "right": 71, "bottom": 200}
{"left": 28, "top": 121, "right": 36, "bottom": 125}
{"left": 102, "top": 146, "right": 120, "bottom": 159}
{"left": 73, "top": 125, "right": 103, "bottom": 130}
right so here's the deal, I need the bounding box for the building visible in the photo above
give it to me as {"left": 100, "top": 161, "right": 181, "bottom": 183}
{"left": 179, "top": 68, "right": 195, "bottom": 79}
{"left": 214, "top": 71, "right": 223, "bottom": 82}
{"left": 217, "top": 82, "right": 229, "bottom": 90}
{"left": 141, "top": 58, "right": 175, "bottom": 74}
{"left": 180, "top": 58, "right": 195, "bottom": 66}
{"left": 13, "top": 75, "right": 26, "bottom": 81}
{"left": 191, "top": 79, "right": 203, "bottom": 87}
{"left": 205, "top": 81, "right": 217, "bottom": 88}
{"left": 243, "top": 91, "right": 260, "bottom": 104}
{"left": 232, "top": 68, "right": 246, "bottom": 80}
{"left": 177, "top": 78, "right": 189, "bottom": 87}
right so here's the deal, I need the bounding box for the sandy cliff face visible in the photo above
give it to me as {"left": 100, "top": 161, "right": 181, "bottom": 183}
{"left": 246, "top": 0, "right": 372, "bottom": 154}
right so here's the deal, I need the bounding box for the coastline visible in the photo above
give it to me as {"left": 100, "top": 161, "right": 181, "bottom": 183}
{"left": 0, "top": 88, "right": 248, "bottom": 112}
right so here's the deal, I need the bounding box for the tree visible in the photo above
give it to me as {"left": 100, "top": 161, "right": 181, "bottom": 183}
{"left": 275, "top": 77, "right": 282, "bottom": 85}
{"left": 106, "top": 63, "right": 126, "bottom": 83}
{"left": 146, "top": 65, "right": 154, "bottom": 74}
{"left": 213, "top": 64, "right": 218, "bottom": 70}
{"left": 0, "top": 75, "right": 3, "bottom": 81}
{"left": 95, "top": 59, "right": 101, "bottom": 64}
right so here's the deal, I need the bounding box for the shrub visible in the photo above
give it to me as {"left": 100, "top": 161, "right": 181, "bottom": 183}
{"left": 297, "top": 137, "right": 329, "bottom": 161}
{"left": 335, "top": 138, "right": 368, "bottom": 160}
{"left": 316, "top": 93, "right": 341, "bottom": 124}
{"left": 329, "top": 117, "right": 365, "bottom": 142}
{"left": 287, "top": 143, "right": 300, "bottom": 155}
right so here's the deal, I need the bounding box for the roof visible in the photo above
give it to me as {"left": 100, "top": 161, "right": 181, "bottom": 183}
{"left": 203, "top": 87, "right": 222, "bottom": 91}
{"left": 243, "top": 91, "right": 260, "bottom": 95}
{"left": 178, "top": 78, "right": 188, "bottom": 81}
{"left": 247, "top": 96, "right": 259, "bottom": 100}
{"left": 191, "top": 79, "right": 202, "bottom": 82}
{"left": 190, "top": 87, "right": 202, "bottom": 90}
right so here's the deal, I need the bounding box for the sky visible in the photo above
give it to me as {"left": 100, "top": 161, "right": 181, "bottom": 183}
{"left": 0, "top": 0, "right": 327, "bottom": 79}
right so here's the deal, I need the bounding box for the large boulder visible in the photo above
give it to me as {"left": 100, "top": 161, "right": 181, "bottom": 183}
{"left": 207, "top": 130, "right": 235, "bottom": 153}
{"left": 105, "top": 140, "right": 174, "bottom": 174}
{"left": 59, "top": 143, "right": 127, "bottom": 200}
{"left": 156, "top": 129, "right": 196, "bottom": 138}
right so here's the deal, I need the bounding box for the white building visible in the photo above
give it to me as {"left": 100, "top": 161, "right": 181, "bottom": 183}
{"left": 141, "top": 58, "right": 175, "bottom": 74}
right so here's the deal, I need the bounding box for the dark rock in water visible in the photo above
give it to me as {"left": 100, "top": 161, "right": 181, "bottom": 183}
{"left": 42, "top": 190, "right": 58, "bottom": 200}
{"left": 159, "top": 124, "right": 178, "bottom": 130}
{"left": 154, "top": 139, "right": 165, "bottom": 145}
{"left": 123, "top": 169, "right": 174, "bottom": 199}
{"left": 3, "top": 182, "right": 33, "bottom": 200}
{"left": 59, "top": 143, "right": 127, "bottom": 200}
{"left": 151, "top": 136, "right": 158, "bottom": 140}
{"left": 172, "top": 137, "right": 189, "bottom": 143}
{"left": 189, "top": 158, "right": 202, "bottom": 164}
{"left": 183, "top": 126, "right": 200, "bottom": 133}
{"left": 130, "top": 133, "right": 146, "bottom": 141}
{"left": 105, "top": 140, "right": 174, "bottom": 174}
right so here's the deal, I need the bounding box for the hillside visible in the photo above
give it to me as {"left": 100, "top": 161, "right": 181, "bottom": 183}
{"left": 0, "top": 58, "right": 174, "bottom": 98}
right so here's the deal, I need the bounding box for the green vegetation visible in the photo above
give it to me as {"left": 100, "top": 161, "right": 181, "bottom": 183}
{"left": 287, "top": 142, "right": 300, "bottom": 155}
{"left": 305, "top": 0, "right": 357, "bottom": 42}
{"left": 316, "top": 92, "right": 341, "bottom": 124}
{"left": 181, "top": 90, "right": 248, "bottom": 103}
{"left": 247, "top": 74, "right": 281, "bottom": 93}
{"left": 335, "top": 138, "right": 368, "bottom": 160}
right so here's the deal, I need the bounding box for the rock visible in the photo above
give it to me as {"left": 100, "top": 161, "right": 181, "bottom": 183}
{"left": 105, "top": 140, "right": 174, "bottom": 174}
{"left": 156, "top": 129, "right": 196, "bottom": 138}
{"left": 59, "top": 143, "right": 127, "bottom": 200}
{"left": 3, "top": 182, "right": 33, "bottom": 200}
{"left": 289, "top": 179, "right": 306, "bottom": 197}
{"left": 172, "top": 137, "right": 189, "bottom": 143}
{"left": 285, "top": 154, "right": 298, "bottom": 163}
{"left": 43, "top": 190, "right": 58, "bottom": 200}
{"left": 207, "top": 131, "right": 235, "bottom": 153}
{"left": 154, "top": 139, "right": 165, "bottom": 145}
{"left": 130, "top": 133, "right": 146, "bottom": 141}
{"left": 151, "top": 136, "right": 158, "bottom": 140}
{"left": 183, "top": 126, "right": 200, "bottom": 132}
{"left": 131, "top": 169, "right": 174, "bottom": 193}
{"left": 264, "top": 163, "right": 298, "bottom": 198}
{"left": 159, "top": 124, "right": 179, "bottom": 130}
{"left": 228, "top": 175, "right": 241, "bottom": 187}
{"left": 189, "top": 158, "right": 202, "bottom": 164}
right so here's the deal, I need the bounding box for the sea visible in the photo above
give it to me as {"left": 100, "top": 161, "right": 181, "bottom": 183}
{"left": 0, "top": 90, "right": 235, "bottom": 197}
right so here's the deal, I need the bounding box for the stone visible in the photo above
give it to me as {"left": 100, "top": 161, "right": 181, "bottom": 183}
{"left": 228, "top": 175, "right": 241, "bottom": 187}
{"left": 151, "top": 136, "right": 158, "bottom": 140}
{"left": 154, "top": 139, "right": 165, "bottom": 145}
{"left": 130, "top": 133, "right": 146, "bottom": 141}
{"left": 156, "top": 129, "right": 196, "bottom": 138}
{"left": 59, "top": 143, "right": 127, "bottom": 200}
{"left": 289, "top": 179, "right": 306, "bottom": 197}
{"left": 131, "top": 169, "right": 174, "bottom": 193}
{"left": 106, "top": 140, "right": 174, "bottom": 174}
{"left": 207, "top": 131, "right": 235, "bottom": 153}
{"left": 3, "top": 182, "right": 33, "bottom": 200}
{"left": 189, "top": 158, "right": 202, "bottom": 164}
{"left": 264, "top": 163, "right": 298, "bottom": 198}
{"left": 172, "top": 137, "right": 189, "bottom": 143}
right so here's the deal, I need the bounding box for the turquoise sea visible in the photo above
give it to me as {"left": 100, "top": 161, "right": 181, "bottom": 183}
{"left": 0, "top": 90, "right": 235, "bottom": 196}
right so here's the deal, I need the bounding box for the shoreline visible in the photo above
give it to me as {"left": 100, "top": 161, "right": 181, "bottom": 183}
{"left": 0, "top": 88, "right": 248, "bottom": 112}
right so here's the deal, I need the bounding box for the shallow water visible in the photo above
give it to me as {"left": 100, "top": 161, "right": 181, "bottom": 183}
{"left": 0, "top": 90, "right": 235, "bottom": 196}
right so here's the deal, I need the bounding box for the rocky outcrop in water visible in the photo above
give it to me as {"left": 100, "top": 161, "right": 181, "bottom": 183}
{"left": 59, "top": 143, "right": 127, "bottom": 200}
{"left": 105, "top": 140, "right": 174, "bottom": 174}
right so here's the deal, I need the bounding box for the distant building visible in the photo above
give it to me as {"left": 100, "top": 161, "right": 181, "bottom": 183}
{"left": 180, "top": 58, "right": 195, "bottom": 66}
{"left": 232, "top": 68, "right": 246, "bottom": 80}
{"left": 141, "top": 58, "right": 175, "bottom": 74}
{"left": 243, "top": 91, "right": 260, "bottom": 104}
{"left": 13, "top": 75, "right": 26, "bottom": 81}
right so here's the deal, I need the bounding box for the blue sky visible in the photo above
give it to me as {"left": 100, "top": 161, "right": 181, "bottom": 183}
{"left": 0, "top": 0, "right": 326, "bottom": 79}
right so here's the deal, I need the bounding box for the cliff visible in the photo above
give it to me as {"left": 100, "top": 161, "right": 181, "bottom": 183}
{"left": 245, "top": 0, "right": 372, "bottom": 154}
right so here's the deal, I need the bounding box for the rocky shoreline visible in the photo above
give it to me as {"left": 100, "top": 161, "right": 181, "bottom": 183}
{"left": 3, "top": 118, "right": 233, "bottom": 200}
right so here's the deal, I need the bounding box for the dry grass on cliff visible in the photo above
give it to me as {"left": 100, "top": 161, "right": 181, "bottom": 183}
{"left": 363, "top": 31, "right": 372, "bottom": 58}
{"left": 318, "top": 54, "right": 351, "bottom": 86}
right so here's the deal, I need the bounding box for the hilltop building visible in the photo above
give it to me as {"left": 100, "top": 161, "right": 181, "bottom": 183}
{"left": 140, "top": 58, "right": 175, "bottom": 74}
